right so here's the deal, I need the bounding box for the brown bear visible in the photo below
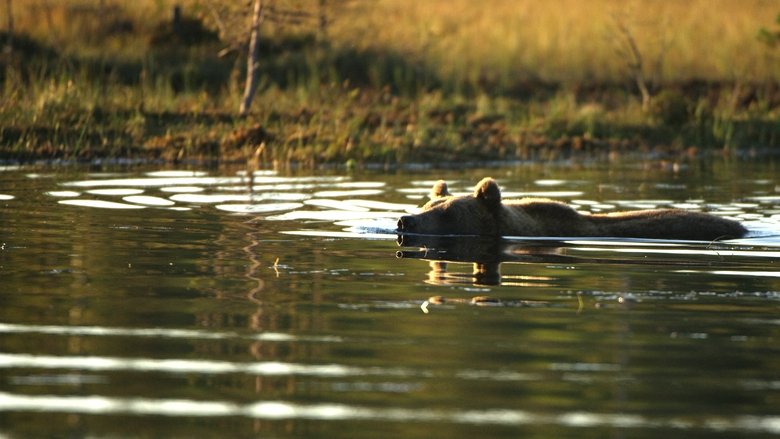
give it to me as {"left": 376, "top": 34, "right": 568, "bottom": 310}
{"left": 396, "top": 177, "right": 747, "bottom": 241}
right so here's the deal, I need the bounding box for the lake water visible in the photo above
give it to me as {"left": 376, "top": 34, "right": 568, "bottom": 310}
{"left": 1, "top": 160, "right": 780, "bottom": 438}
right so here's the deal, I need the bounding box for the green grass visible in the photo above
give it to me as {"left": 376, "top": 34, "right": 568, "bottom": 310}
{"left": 0, "top": 0, "right": 778, "bottom": 165}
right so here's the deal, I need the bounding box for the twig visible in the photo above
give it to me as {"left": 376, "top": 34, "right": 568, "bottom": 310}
{"left": 613, "top": 15, "right": 651, "bottom": 111}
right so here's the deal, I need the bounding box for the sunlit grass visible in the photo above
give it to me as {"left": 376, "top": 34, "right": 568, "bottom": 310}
{"left": 1, "top": 0, "right": 778, "bottom": 163}
{"left": 333, "top": 0, "right": 779, "bottom": 84}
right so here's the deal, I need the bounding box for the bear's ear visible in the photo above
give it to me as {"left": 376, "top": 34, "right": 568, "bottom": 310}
{"left": 473, "top": 177, "right": 501, "bottom": 210}
{"left": 429, "top": 180, "right": 451, "bottom": 199}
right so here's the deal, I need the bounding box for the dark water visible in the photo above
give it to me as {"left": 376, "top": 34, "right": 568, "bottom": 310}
{"left": 1, "top": 161, "right": 780, "bottom": 438}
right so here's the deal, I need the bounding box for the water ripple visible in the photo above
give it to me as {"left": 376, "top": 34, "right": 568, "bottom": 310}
{"left": 0, "top": 323, "right": 340, "bottom": 343}
{"left": 0, "top": 392, "right": 778, "bottom": 433}
{"left": 0, "top": 353, "right": 401, "bottom": 377}
{"left": 572, "top": 246, "right": 780, "bottom": 258}
{"left": 58, "top": 199, "right": 146, "bottom": 209}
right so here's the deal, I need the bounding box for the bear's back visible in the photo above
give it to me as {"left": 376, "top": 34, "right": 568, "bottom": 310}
{"left": 501, "top": 198, "right": 597, "bottom": 236}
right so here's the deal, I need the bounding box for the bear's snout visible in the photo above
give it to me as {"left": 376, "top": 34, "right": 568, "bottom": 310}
{"left": 397, "top": 215, "right": 415, "bottom": 232}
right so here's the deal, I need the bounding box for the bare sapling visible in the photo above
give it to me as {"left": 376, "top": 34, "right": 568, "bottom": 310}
{"left": 240, "top": 0, "right": 265, "bottom": 116}
{"left": 611, "top": 13, "right": 671, "bottom": 112}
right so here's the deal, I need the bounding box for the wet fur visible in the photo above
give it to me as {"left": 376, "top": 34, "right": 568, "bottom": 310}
{"left": 397, "top": 177, "right": 747, "bottom": 241}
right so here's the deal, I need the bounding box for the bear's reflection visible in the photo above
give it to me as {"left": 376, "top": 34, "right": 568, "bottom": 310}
{"left": 396, "top": 233, "right": 574, "bottom": 287}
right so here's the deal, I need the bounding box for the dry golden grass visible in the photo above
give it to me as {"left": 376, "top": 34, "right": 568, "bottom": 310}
{"left": 8, "top": 0, "right": 779, "bottom": 84}
{"left": 332, "top": 0, "right": 780, "bottom": 83}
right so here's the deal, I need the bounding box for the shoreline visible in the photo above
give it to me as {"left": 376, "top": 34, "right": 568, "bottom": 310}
{"left": 3, "top": 146, "right": 778, "bottom": 171}
{"left": 2, "top": 1, "right": 778, "bottom": 165}
{"left": 3, "top": 81, "right": 778, "bottom": 166}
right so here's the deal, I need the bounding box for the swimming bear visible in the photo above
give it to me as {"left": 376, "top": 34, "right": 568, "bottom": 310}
{"left": 396, "top": 177, "right": 747, "bottom": 241}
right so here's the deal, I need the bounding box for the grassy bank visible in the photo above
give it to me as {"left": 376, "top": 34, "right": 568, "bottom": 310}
{"left": 1, "top": 0, "right": 779, "bottom": 165}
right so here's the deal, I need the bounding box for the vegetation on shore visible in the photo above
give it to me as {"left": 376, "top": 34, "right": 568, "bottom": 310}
{"left": 1, "top": 0, "right": 779, "bottom": 166}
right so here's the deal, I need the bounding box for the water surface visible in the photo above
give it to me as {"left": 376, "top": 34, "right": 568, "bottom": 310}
{"left": 1, "top": 161, "right": 779, "bottom": 438}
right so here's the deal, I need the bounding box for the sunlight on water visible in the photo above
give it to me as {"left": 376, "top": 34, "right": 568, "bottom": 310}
{"left": 0, "top": 353, "right": 382, "bottom": 377}
{"left": 572, "top": 200, "right": 616, "bottom": 210}
{"left": 677, "top": 269, "right": 780, "bottom": 278}
{"left": 145, "top": 170, "right": 209, "bottom": 177}
{"left": 749, "top": 195, "right": 780, "bottom": 203}
{"left": 572, "top": 246, "right": 780, "bottom": 258}
{"left": 165, "top": 193, "right": 241, "bottom": 203}
{"left": 44, "top": 173, "right": 416, "bottom": 237}
{"left": 503, "top": 190, "right": 584, "bottom": 198}
{"left": 671, "top": 203, "right": 702, "bottom": 209}
{"left": 159, "top": 186, "right": 205, "bottom": 193}
{"left": 168, "top": 193, "right": 309, "bottom": 203}
{"left": 86, "top": 188, "right": 145, "bottom": 196}
{"left": 3, "top": 164, "right": 780, "bottom": 438}
{"left": 612, "top": 201, "right": 673, "bottom": 209}
{"left": 562, "top": 239, "right": 684, "bottom": 247}
{"left": 329, "top": 181, "right": 386, "bottom": 188}
{"left": 455, "top": 369, "right": 541, "bottom": 381}
{"left": 63, "top": 176, "right": 245, "bottom": 187}
{"left": 282, "top": 230, "right": 396, "bottom": 240}
{"left": 343, "top": 199, "right": 418, "bottom": 212}
{"left": 123, "top": 195, "right": 176, "bottom": 206}
{"left": 313, "top": 189, "right": 385, "bottom": 197}
{"left": 0, "top": 391, "right": 778, "bottom": 434}
{"left": 396, "top": 187, "right": 437, "bottom": 196}
{"left": 534, "top": 179, "right": 568, "bottom": 186}
{"left": 0, "top": 323, "right": 341, "bottom": 343}
{"left": 304, "top": 199, "right": 371, "bottom": 212}
{"left": 215, "top": 203, "right": 305, "bottom": 213}
{"left": 269, "top": 210, "right": 404, "bottom": 221}
{"left": 336, "top": 217, "right": 400, "bottom": 233}
{"left": 248, "top": 183, "right": 318, "bottom": 191}
{"left": 58, "top": 199, "right": 146, "bottom": 209}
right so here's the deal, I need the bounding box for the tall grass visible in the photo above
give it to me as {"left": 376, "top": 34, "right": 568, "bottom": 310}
{"left": 1, "top": 0, "right": 778, "bottom": 163}
{"left": 9, "top": 0, "right": 779, "bottom": 86}
{"left": 333, "top": 0, "right": 780, "bottom": 87}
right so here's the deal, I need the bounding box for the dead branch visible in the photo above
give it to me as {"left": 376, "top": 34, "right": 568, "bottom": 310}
{"left": 239, "top": 0, "right": 265, "bottom": 116}
{"left": 613, "top": 16, "right": 651, "bottom": 111}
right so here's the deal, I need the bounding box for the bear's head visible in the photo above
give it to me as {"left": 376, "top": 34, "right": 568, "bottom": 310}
{"left": 397, "top": 177, "right": 503, "bottom": 235}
